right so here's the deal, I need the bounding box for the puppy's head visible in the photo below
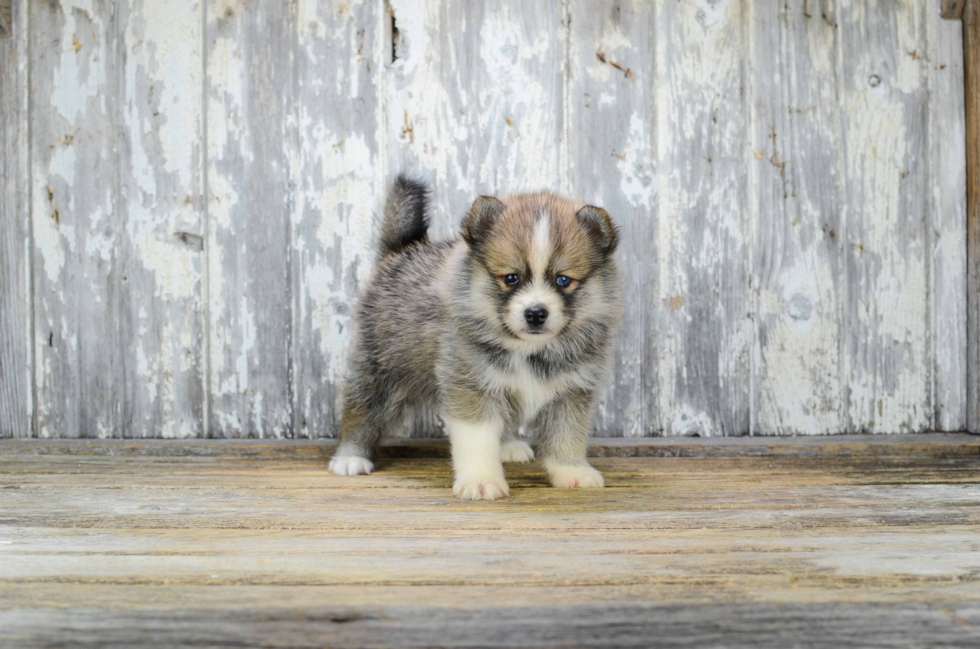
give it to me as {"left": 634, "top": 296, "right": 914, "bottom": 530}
{"left": 461, "top": 192, "right": 618, "bottom": 347}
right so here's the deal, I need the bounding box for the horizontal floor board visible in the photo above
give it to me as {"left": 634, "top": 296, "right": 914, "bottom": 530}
{"left": 2, "top": 602, "right": 979, "bottom": 648}
{"left": 1, "top": 438, "right": 979, "bottom": 646}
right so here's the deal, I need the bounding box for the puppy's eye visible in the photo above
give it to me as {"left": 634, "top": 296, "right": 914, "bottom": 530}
{"left": 503, "top": 274, "right": 520, "bottom": 286}
{"left": 556, "top": 275, "right": 572, "bottom": 288}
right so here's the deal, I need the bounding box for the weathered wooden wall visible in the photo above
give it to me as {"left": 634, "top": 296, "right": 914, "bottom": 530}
{"left": 0, "top": 0, "right": 971, "bottom": 438}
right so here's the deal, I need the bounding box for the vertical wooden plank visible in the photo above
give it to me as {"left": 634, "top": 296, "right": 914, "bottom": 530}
{"left": 749, "top": 2, "right": 844, "bottom": 435}
{"left": 206, "top": 0, "right": 294, "bottom": 437}
{"left": 31, "top": 0, "right": 204, "bottom": 439}
{"left": 839, "top": 0, "right": 931, "bottom": 433}
{"left": 117, "top": 0, "right": 205, "bottom": 437}
{"left": 31, "top": 0, "right": 123, "bottom": 437}
{"left": 928, "top": 4, "right": 968, "bottom": 431}
{"left": 291, "top": 0, "right": 382, "bottom": 438}
{"left": 966, "top": 0, "right": 980, "bottom": 434}
{"left": 656, "top": 0, "right": 751, "bottom": 436}
{"left": 385, "top": 0, "right": 564, "bottom": 240}
{"left": 0, "top": 0, "right": 32, "bottom": 437}
{"left": 567, "top": 1, "right": 657, "bottom": 436}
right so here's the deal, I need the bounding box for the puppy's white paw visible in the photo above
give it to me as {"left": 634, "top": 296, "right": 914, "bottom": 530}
{"left": 453, "top": 477, "right": 510, "bottom": 501}
{"left": 328, "top": 455, "right": 374, "bottom": 476}
{"left": 549, "top": 463, "right": 604, "bottom": 489}
{"left": 500, "top": 439, "right": 535, "bottom": 463}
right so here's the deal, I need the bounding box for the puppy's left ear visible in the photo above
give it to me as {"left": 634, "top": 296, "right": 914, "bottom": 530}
{"left": 576, "top": 205, "right": 618, "bottom": 256}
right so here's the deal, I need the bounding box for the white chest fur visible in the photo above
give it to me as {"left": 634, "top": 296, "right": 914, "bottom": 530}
{"left": 486, "top": 357, "right": 562, "bottom": 424}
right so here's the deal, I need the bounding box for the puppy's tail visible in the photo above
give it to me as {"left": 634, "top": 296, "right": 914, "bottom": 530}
{"left": 377, "top": 175, "right": 430, "bottom": 261}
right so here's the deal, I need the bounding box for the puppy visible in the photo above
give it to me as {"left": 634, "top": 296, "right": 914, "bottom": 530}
{"left": 328, "top": 176, "right": 622, "bottom": 500}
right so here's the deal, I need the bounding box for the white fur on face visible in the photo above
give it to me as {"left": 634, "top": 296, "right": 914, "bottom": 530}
{"left": 530, "top": 212, "right": 551, "bottom": 277}
{"left": 504, "top": 212, "right": 567, "bottom": 343}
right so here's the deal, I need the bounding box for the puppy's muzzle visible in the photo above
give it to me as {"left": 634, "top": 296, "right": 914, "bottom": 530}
{"left": 524, "top": 306, "right": 549, "bottom": 329}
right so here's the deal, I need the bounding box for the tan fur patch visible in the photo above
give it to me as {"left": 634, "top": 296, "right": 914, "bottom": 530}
{"left": 481, "top": 193, "right": 597, "bottom": 281}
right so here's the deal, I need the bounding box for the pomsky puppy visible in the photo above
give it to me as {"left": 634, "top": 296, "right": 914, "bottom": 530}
{"left": 328, "top": 176, "right": 622, "bottom": 500}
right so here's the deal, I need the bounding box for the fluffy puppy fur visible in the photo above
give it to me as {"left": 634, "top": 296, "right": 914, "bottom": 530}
{"left": 328, "top": 175, "right": 622, "bottom": 500}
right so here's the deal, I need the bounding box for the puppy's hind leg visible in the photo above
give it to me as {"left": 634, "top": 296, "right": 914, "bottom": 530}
{"left": 329, "top": 402, "right": 384, "bottom": 476}
{"left": 500, "top": 429, "right": 535, "bottom": 464}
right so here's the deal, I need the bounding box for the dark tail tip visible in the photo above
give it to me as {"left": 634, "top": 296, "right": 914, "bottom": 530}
{"left": 378, "top": 175, "right": 430, "bottom": 259}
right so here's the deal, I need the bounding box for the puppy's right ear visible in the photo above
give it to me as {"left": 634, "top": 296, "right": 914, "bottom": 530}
{"left": 461, "top": 196, "right": 506, "bottom": 247}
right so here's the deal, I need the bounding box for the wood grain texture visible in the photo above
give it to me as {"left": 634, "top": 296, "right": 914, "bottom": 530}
{"left": 1, "top": 440, "right": 979, "bottom": 647}
{"left": 967, "top": 0, "right": 980, "bottom": 433}
{"left": 567, "top": 0, "right": 658, "bottom": 437}
{"left": 0, "top": 0, "right": 30, "bottom": 438}
{"left": 839, "top": 0, "right": 932, "bottom": 433}
{"left": 929, "top": 4, "right": 969, "bottom": 431}
{"left": 1, "top": 603, "right": 978, "bottom": 648}
{"left": 749, "top": 1, "right": 844, "bottom": 435}
{"left": 291, "top": 0, "right": 382, "bottom": 439}
{"left": 31, "top": 0, "right": 125, "bottom": 438}
{"left": 117, "top": 0, "right": 205, "bottom": 437}
{"left": 656, "top": 0, "right": 751, "bottom": 436}
{"left": 206, "top": 0, "right": 293, "bottom": 437}
{"left": 384, "top": 0, "right": 565, "bottom": 239}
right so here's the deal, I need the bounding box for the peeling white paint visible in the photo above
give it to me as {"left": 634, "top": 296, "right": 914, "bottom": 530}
{"left": 616, "top": 113, "right": 654, "bottom": 209}
{"left": 387, "top": 0, "right": 562, "bottom": 239}
{"left": 50, "top": 3, "right": 107, "bottom": 125}
{"left": 139, "top": 239, "right": 198, "bottom": 299}
{"left": 32, "top": 190, "right": 66, "bottom": 285}
{"left": 136, "top": 0, "right": 201, "bottom": 187}
{"left": 841, "top": 0, "right": 931, "bottom": 433}
{"left": 656, "top": 0, "right": 750, "bottom": 436}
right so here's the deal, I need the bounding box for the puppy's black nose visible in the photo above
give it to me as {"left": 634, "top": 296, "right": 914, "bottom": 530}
{"left": 524, "top": 306, "right": 549, "bottom": 327}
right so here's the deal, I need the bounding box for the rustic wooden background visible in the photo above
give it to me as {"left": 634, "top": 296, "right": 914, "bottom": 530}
{"left": 0, "top": 0, "right": 971, "bottom": 439}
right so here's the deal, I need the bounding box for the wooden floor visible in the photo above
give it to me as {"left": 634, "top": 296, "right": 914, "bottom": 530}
{"left": 1, "top": 435, "right": 979, "bottom": 648}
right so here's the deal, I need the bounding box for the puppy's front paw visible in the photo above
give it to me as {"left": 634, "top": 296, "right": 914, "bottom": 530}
{"left": 548, "top": 463, "right": 604, "bottom": 489}
{"left": 329, "top": 455, "right": 374, "bottom": 476}
{"left": 500, "top": 439, "right": 535, "bottom": 463}
{"left": 453, "top": 477, "right": 510, "bottom": 501}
